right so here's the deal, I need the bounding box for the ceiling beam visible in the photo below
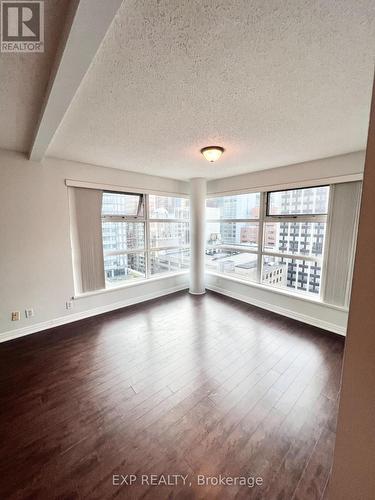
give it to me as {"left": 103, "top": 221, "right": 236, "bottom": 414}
{"left": 29, "top": 0, "right": 123, "bottom": 162}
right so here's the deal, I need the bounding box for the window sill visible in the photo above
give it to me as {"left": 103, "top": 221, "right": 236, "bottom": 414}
{"left": 73, "top": 271, "right": 189, "bottom": 300}
{"left": 205, "top": 271, "right": 349, "bottom": 312}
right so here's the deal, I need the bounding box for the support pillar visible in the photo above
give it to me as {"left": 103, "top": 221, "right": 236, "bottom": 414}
{"left": 189, "top": 178, "right": 206, "bottom": 294}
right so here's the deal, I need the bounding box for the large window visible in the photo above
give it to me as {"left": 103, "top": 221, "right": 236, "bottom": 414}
{"left": 148, "top": 195, "right": 190, "bottom": 277}
{"left": 206, "top": 186, "right": 330, "bottom": 297}
{"left": 102, "top": 192, "right": 190, "bottom": 287}
{"left": 206, "top": 193, "right": 261, "bottom": 282}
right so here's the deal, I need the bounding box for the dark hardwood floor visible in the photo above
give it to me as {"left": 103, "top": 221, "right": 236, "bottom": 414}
{"left": 0, "top": 290, "right": 344, "bottom": 500}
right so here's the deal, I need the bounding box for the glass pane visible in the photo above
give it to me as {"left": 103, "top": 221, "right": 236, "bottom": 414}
{"left": 263, "top": 222, "right": 326, "bottom": 258}
{"left": 102, "top": 192, "right": 143, "bottom": 217}
{"left": 262, "top": 255, "right": 322, "bottom": 295}
{"left": 104, "top": 253, "right": 146, "bottom": 286}
{"left": 205, "top": 249, "right": 258, "bottom": 281}
{"left": 150, "top": 249, "right": 190, "bottom": 275}
{"left": 149, "top": 222, "right": 190, "bottom": 248}
{"left": 206, "top": 193, "right": 260, "bottom": 219}
{"left": 102, "top": 222, "right": 145, "bottom": 252}
{"left": 149, "top": 195, "right": 190, "bottom": 219}
{"left": 206, "top": 222, "right": 259, "bottom": 249}
{"left": 267, "top": 186, "right": 329, "bottom": 216}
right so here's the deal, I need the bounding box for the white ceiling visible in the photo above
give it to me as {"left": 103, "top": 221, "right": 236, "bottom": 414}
{"left": 1, "top": 1, "right": 374, "bottom": 180}
{"left": 47, "top": 0, "right": 375, "bottom": 180}
{"left": 0, "top": 0, "right": 70, "bottom": 153}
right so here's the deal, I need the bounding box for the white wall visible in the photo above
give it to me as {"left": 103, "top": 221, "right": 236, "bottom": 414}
{"left": 206, "top": 274, "right": 348, "bottom": 335}
{"left": 206, "top": 152, "right": 365, "bottom": 335}
{"left": 329, "top": 84, "right": 375, "bottom": 500}
{"left": 0, "top": 149, "right": 365, "bottom": 341}
{"left": 0, "top": 149, "right": 189, "bottom": 341}
{"left": 207, "top": 151, "right": 365, "bottom": 195}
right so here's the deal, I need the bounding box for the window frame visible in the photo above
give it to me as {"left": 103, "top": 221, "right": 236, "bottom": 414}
{"left": 147, "top": 194, "right": 190, "bottom": 277}
{"left": 265, "top": 185, "right": 329, "bottom": 217}
{"left": 101, "top": 191, "right": 190, "bottom": 286}
{"left": 206, "top": 186, "right": 330, "bottom": 299}
{"left": 206, "top": 193, "right": 261, "bottom": 256}
{"left": 262, "top": 188, "right": 329, "bottom": 296}
{"left": 101, "top": 191, "right": 145, "bottom": 219}
{"left": 205, "top": 193, "right": 261, "bottom": 282}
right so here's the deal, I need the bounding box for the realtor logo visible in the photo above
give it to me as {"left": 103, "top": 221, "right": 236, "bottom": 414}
{"left": 1, "top": 1, "right": 44, "bottom": 52}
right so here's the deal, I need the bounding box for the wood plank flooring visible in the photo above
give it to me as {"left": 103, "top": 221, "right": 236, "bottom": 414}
{"left": 0, "top": 290, "right": 344, "bottom": 499}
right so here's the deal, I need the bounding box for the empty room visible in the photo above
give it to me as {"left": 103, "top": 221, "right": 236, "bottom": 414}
{"left": 1, "top": 1, "right": 375, "bottom": 499}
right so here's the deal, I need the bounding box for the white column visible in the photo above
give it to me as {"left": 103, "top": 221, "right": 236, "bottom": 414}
{"left": 189, "top": 178, "right": 206, "bottom": 294}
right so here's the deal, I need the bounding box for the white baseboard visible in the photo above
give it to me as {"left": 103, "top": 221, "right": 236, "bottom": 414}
{"left": 0, "top": 285, "right": 188, "bottom": 344}
{"left": 1, "top": 283, "right": 345, "bottom": 344}
{"left": 207, "top": 284, "right": 346, "bottom": 336}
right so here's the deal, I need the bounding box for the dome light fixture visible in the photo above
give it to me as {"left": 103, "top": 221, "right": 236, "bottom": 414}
{"left": 200, "top": 146, "right": 225, "bottom": 162}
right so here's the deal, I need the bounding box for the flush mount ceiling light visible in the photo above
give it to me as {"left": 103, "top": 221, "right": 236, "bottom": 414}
{"left": 200, "top": 146, "right": 225, "bottom": 162}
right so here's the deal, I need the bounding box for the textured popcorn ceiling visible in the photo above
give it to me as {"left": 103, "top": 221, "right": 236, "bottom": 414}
{"left": 46, "top": 0, "right": 374, "bottom": 180}
{"left": 0, "top": 0, "right": 70, "bottom": 153}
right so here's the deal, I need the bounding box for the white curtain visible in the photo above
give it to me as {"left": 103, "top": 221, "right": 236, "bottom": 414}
{"left": 69, "top": 187, "right": 105, "bottom": 293}
{"left": 324, "top": 181, "right": 362, "bottom": 307}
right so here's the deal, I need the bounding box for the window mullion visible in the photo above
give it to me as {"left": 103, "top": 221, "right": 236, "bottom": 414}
{"left": 149, "top": 244, "right": 190, "bottom": 252}
{"left": 148, "top": 218, "right": 190, "bottom": 223}
{"left": 206, "top": 244, "right": 258, "bottom": 254}
{"left": 206, "top": 218, "right": 259, "bottom": 223}
{"left": 264, "top": 215, "right": 327, "bottom": 224}
{"left": 145, "top": 194, "right": 150, "bottom": 279}
{"left": 320, "top": 184, "right": 334, "bottom": 302}
{"left": 257, "top": 192, "right": 266, "bottom": 283}
{"left": 102, "top": 215, "right": 146, "bottom": 222}
{"left": 261, "top": 250, "right": 322, "bottom": 263}
{"left": 103, "top": 249, "right": 146, "bottom": 257}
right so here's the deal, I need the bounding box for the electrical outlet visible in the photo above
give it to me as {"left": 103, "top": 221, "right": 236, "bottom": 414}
{"left": 25, "top": 308, "right": 34, "bottom": 319}
{"left": 66, "top": 301, "right": 73, "bottom": 310}
{"left": 11, "top": 311, "right": 20, "bottom": 321}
